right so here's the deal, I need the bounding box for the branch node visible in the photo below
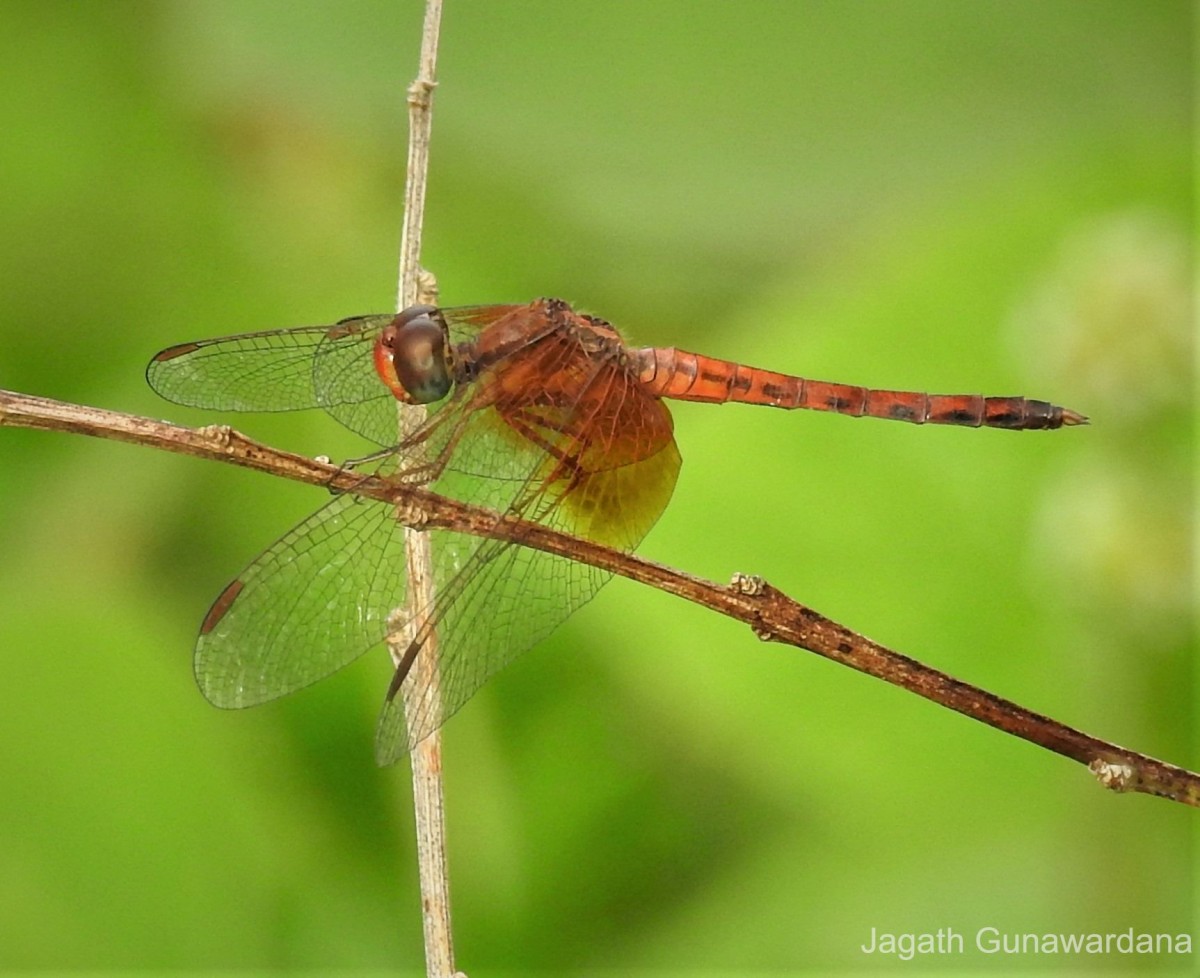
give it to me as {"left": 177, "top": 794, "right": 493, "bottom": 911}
{"left": 417, "top": 267, "right": 440, "bottom": 305}
{"left": 407, "top": 78, "right": 437, "bottom": 108}
{"left": 750, "top": 623, "right": 775, "bottom": 642}
{"left": 196, "top": 423, "right": 235, "bottom": 450}
{"left": 1089, "top": 757, "right": 1137, "bottom": 793}
{"left": 395, "top": 499, "right": 431, "bottom": 530}
{"left": 730, "top": 572, "right": 766, "bottom": 596}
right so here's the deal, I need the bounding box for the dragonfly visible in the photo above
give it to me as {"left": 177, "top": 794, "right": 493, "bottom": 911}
{"left": 147, "top": 297, "right": 1086, "bottom": 763}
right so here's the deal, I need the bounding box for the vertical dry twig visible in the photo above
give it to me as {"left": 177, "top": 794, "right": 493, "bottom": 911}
{"left": 389, "top": 3, "right": 462, "bottom": 977}
{"left": 396, "top": 2, "right": 442, "bottom": 308}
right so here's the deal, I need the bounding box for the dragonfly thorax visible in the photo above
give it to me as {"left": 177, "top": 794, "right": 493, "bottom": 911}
{"left": 373, "top": 305, "right": 454, "bottom": 405}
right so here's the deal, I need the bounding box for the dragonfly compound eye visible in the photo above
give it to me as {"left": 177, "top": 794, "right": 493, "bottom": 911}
{"left": 375, "top": 309, "right": 452, "bottom": 405}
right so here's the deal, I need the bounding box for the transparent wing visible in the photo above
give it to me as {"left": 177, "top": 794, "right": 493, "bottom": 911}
{"left": 147, "top": 315, "right": 397, "bottom": 445}
{"left": 195, "top": 490, "right": 408, "bottom": 706}
{"left": 147, "top": 319, "right": 372, "bottom": 412}
{"left": 146, "top": 308, "right": 525, "bottom": 446}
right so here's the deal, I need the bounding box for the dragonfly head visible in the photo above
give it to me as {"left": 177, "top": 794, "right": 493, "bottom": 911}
{"left": 374, "top": 305, "right": 453, "bottom": 405}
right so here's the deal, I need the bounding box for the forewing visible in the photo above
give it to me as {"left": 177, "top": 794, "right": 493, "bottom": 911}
{"left": 148, "top": 324, "right": 343, "bottom": 412}
{"left": 147, "top": 315, "right": 399, "bottom": 444}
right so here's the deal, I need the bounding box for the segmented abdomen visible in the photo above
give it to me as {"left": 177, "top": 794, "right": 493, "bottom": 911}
{"left": 633, "top": 346, "right": 1086, "bottom": 430}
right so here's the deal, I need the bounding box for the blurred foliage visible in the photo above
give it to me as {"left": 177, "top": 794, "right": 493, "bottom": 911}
{"left": 0, "top": 1, "right": 1192, "bottom": 975}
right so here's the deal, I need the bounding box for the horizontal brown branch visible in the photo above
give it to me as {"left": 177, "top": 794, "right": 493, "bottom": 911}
{"left": 2, "top": 386, "right": 1196, "bottom": 807}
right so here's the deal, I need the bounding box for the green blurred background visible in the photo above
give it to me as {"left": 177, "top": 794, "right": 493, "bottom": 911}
{"left": 0, "top": 1, "right": 1192, "bottom": 974}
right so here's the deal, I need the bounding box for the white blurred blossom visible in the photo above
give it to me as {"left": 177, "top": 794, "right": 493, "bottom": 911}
{"left": 1010, "top": 210, "right": 1192, "bottom": 633}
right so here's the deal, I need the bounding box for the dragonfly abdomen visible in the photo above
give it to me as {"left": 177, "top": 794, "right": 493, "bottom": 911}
{"left": 634, "top": 347, "right": 1086, "bottom": 430}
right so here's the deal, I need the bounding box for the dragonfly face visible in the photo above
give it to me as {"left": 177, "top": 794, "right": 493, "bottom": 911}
{"left": 372, "top": 304, "right": 454, "bottom": 406}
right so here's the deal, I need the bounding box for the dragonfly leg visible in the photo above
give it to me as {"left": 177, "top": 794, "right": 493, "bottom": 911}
{"left": 385, "top": 637, "right": 423, "bottom": 701}
{"left": 502, "top": 407, "right": 588, "bottom": 487}
{"left": 391, "top": 384, "right": 503, "bottom": 486}
{"left": 318, "top": 445, "right": 406, "bottom": 502}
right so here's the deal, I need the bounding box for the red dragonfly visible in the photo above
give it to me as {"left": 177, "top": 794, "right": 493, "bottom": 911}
{"left": 147, "top": 298, "right": 1085, "bottom": 763}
